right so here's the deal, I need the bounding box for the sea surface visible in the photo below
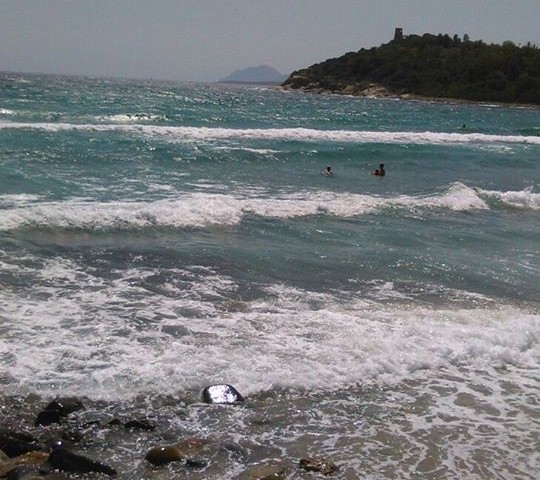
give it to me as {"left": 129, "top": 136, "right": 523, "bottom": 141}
{"left": 0, "top": 73, "right": 539, "bottom": 479}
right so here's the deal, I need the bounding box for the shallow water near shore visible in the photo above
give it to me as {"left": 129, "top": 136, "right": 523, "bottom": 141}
{"left": 1, "top": 365, "right": 538, "bottom": 479}
{"left": 0, "top": 73, "right": 539, "bottom": 478}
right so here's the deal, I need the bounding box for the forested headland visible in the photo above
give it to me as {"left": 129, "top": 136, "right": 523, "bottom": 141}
{"left": 282, "top": 33, "right": 540, "bottom": 105}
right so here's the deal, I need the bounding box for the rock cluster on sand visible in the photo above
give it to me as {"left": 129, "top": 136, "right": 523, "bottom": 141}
{"left": 1, "top": 386, "right": 339, "bottom": 478}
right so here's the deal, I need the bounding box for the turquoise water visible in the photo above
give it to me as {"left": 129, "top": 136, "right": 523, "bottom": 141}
{"left": 0, "top": 73, "right": 539, "bottom": 479}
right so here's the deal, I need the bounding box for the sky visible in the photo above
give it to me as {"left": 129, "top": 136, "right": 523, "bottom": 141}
{"left": 1, "top": 0, "right": 539, "bottom": 82}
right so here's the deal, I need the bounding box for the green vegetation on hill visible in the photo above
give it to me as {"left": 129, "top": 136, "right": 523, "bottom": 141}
{"left": 282, "top": 34, "right": 540, "bottom": 104}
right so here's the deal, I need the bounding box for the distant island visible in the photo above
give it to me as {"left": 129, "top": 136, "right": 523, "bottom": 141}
{"left": 220, "top": 65, "right": 288, "bottom": 85}
{"left": 282, "top": 30, "right": 540, "bottom": 105}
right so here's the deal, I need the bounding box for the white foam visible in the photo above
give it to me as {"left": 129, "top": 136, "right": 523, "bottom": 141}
{"left": 0, "top": 262, "right": 537, "bottom": 400}
{"left": 1, "top": 121, "right": 539, "bottom": 146}
{"left": 396, "top": 182, "right": 489, "bottom": 211}
{"left": 478, "top": 186, "right": 540, "bottom": 210}
{"left": 0, "top": 184, "right": 492, "bottom": 231}
{"left": 97, "top": 113, "right": 167, "bottom": 123}
{"left": 0, "top": 108, "right": 16, "bottom": 116}
{"left": 0, "top": 195, "right": 244, "bottom": 231}
{"left": 215, "top": 146, "right": 279, "bottom": 154}
{"left": 0, "top": 193, "right": 44, "bottom": 207}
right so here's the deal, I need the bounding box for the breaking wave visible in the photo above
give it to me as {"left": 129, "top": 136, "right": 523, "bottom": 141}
{"left": 0, "top": 183, "right": 517, "bottom": 232}
{"left": 1, "top": 121, "right": 540, "bottom": 145}
{"left": 478, "top": 186, "right": 540, "bottom": 210}
{"left": 0, "top": 262, "right": 538, "bottom": 398}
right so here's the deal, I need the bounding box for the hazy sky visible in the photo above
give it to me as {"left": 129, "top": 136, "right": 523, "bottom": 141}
{"left": 1, "top": 0, "right": 539, "bottom": 82}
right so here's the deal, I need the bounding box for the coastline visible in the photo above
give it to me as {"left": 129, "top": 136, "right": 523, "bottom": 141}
{"left": 2, "top": 363, "right": 538, "bottom": 479}
{"left": 279, "top": 82, "right": 540, "bottom": 109}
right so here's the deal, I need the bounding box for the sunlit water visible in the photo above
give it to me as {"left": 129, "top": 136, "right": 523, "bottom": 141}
{"left": 0, "top": 73, "right": 538, "bottom": 479}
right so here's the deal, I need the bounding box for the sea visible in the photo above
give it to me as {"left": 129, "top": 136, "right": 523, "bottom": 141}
{"left": 0, "top": 72, "right": 538, "bottom": 479}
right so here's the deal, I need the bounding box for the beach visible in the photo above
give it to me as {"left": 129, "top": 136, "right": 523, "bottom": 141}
{"left": 0, "top": 73, "right": 538, "bottom": 479}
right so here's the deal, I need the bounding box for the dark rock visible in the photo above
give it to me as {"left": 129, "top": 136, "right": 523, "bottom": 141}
{"left": 0, "top": 431, "right": 37, "bottom": 444}
{"left": 103, "top": 417, "right": 155, "bottom": 431}
{"left": 299, "top": 457, "right": 338, "bottom": 475}
{"left": 0, "top": 434, "right": 42, "bottom": 458}
{"left": 123, "top": 419, "right": 156, "bottom": 431}
{"left": 35, "top": 410, "right": 61, "bottom": 427}
{"left": 44, "top": 398, "right": 84, "bottom": 417}
{"left": 184, "top": 458, "right": 208, "bottom": 469}
{"left": 145, "top": 445, "right": 183, "bottom": 466}
{"left": 48, "top": 441, "right": 116, "bottom": 476}
{"left": 35, "top": 398, "right": 84, "bottom": 428}
{"left": 145, "top": 438, "right": 210, "bottom": 467}
{"left": 202, "top": 384, "right": 244, "bottom": 404}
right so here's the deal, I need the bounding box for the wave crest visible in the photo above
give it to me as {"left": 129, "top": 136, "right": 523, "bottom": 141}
{"left": 1, "top": 121, "right": 539, "bottom": 145}
{"left": 0, "top": 183, "right": 503, "bottom": 232}
{"left": 478, "top": 187, "right": 540, "bottom": 210}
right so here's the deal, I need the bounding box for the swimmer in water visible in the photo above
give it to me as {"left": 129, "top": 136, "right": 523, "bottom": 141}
{"left": 323, "top": 166, "right": 333, "bottom": 176}
{"left": 372, "top": 163, "right": 385, "bottom": 176}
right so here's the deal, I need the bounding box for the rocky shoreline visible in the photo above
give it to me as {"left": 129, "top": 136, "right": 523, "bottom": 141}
{"left": 280, "top": 77, "right": 540, "bottom": 108}
{"left": 281, "top": 75, "right": 396, "bottom": 98}
{"left": 0, "top": 386, "right": 339, "bottom": 479}
{"left": 2, "top": 368, "right": 538, "bottom": 479}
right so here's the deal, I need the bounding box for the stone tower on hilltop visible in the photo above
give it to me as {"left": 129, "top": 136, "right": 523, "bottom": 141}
{"left": 394, "top": 28, "right": 403, "bottom": 41}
